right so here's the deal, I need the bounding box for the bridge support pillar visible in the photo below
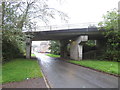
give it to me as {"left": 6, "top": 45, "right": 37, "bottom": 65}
{"left": 70, "top": 36, "right": 88, "bottom": 60}
{"left": 26, "top": 38, "right": 31, "bottom": 59}
{"left": 60, "top": 40, "right": 69, "bottom": 58}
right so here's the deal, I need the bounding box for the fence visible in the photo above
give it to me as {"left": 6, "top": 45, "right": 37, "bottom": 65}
{"left": 23, "top": 22, "right": 99, "bottom": 32}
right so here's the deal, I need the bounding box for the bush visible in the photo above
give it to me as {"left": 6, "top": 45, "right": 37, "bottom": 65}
{"left": 98, "top": 9, "right": 120, "bottom": 61}
{"left": 2, "top": 30, "right": 25, "bottom": 63}
{"left": 103, "top": 50, "right": 120, "bottom": 61}
{"left": 49, "top": 40, "right": 60, "bottom": 55}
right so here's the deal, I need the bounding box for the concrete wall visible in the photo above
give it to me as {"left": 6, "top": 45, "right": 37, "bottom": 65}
{"left": 96, "top": 39, "right": 106, "bottom": 49}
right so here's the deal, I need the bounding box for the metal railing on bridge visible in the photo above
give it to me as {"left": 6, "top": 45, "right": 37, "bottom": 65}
{"left": 23, "top": 22, "right": 99, "bottom": 32}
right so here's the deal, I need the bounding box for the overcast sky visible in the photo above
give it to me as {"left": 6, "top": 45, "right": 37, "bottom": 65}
{"left": 32, "top": 0, "right": 119, "bottom": 45}
{"left": 46, "top": 0, "right": 119, "bottom": 25}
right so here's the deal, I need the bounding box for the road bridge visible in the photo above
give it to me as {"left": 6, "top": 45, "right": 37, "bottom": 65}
{"left": 27, "top": 28, "right": 104, "bottom": 40}
{"left": 25, "top": 24, "right": 105, "bottom": 60}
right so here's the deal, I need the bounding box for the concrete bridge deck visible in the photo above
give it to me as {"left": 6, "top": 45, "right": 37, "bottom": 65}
{"left": 26, "top": 28, "right": 105, "bottom": 41}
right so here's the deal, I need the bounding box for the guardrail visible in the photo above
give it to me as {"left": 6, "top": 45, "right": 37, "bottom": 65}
{"left": 23, "top": 22, "right": 99, "bottom": 32}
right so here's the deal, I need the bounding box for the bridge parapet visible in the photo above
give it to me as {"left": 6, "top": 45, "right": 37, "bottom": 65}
{"left": 23, "top": 22, "right": 99, "bottom": 32}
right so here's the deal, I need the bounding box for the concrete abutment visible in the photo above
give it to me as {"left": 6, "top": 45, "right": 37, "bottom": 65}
{"left": 70, "top": 36, "right": 88, "bottom": 60}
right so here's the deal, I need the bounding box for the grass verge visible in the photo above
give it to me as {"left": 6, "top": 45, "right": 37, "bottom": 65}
{"left": 68, "top": 60, "right": 119, "bottom": 75}
{"left": 31, "top": 53, "right": 36, "bottom": 57}
{"left": 47, "top": 54, "right": 60, "bottom": 58}
{"left": 2, "top": 58, "right": 42, "bottom": 84}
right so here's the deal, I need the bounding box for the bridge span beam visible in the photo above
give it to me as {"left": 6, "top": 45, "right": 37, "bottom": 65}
{"left": 70, "top": 36, "right": 88, "bottom": 60}
{"left": 26, "top": 38, "right": 31, "bottom": 59}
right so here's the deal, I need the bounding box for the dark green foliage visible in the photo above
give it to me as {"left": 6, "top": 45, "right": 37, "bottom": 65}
{"left": 49, "top": 41, "right": 60, "bottom": 55}
{"left": 2, "top": 1, "right": 68, "bottom": 62}
{"left": 2, "top": 2, "right": 26, "bottom": 62}
{"left": 83, "top": 40, "right": 96, "bottom": 53}
{"left": 98, "top": 9, "right": 120, "bottom": 61}
{"left": 2, "top": 30, "right": 25, "bottom": 62}
{"left": 102, "top": 31, "right": 120, "bottom": 61}
{"left": 85, "top": 40, "right": 96, "bottom": 47}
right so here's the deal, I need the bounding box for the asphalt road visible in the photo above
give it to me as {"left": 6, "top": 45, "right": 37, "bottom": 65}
{"left": 35, "top": 53, "right": 118, "bottom": 88}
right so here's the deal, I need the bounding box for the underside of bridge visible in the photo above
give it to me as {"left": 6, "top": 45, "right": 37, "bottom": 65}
{"left": 30, "top": 28, "right": 104, "bottom": 40}
{"left": 25, "top": 28, "right": 105, "bottom": 60}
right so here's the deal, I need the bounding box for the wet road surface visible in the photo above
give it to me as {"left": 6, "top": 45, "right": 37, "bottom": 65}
{"left": 35, "top": 53, "right": 118, "bottom": 88}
